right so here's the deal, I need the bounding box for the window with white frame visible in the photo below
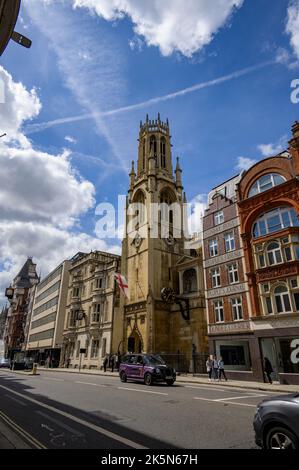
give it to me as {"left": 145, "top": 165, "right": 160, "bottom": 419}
{"left": 224, "top": 232, "right": 235, "bottom": 252}
{"left": 267, "top": 242, "right": 283, "bottom": 266}
{"left": 91, "top": 339, "right": 100, "bottom": 358}
{"left": 231, "top": 297, "right": 243, "bottom": 321}
{"left": 209, "top": 239, "right": 218, "bottom": 257}
{"left": 253, "top": 207, "right": 299, "bottom": 238}
{"left": 211, "top": 268, "right": 221, "bottom": 288}
{"left": 214, "top": 211, "right": 224, "bottom": 226}
{"left": 248, "top": 173, "right": 286, "bottom": 198}
{"left": 214, "top": 300, "right": 224, "bottom": 323}
{"left": 228, "top": 263, "right": 239, "bottom": 284}
{"left": 274, "top": 285, "right": 292, "bottom": 313}
{"left": 92, "top": 303, "right": 101, "bottom": 323}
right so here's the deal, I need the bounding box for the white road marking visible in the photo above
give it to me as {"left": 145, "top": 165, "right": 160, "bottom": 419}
{"left": 42, "top": 377, "right": 64, "bottom": 382}
{"left": 185, "top": 385, "right": 227, "bottom": 392}
{"left": 75, "top": 381, "right": 107, "bottom": 388}
{"left": 118, "top": 387, "right": 168, "bottom": 396}
{"left": 0, "top": 384, "right": 147, "bottom": 449}
{"left": 0, "top": 410, "right": 47, "bottom": 449}
{"left": 193, "top": 397, "right": 257, "bottom": 408}
{"left": 215, "top": 394, "right": 267, "bottom": 402}
{"left": 37, "top": 411, "right": 85, "bottom": 437}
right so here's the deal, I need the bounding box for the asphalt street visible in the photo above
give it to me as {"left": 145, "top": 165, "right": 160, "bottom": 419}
{"left": 0, "top": 370, "right": 284, "bottom": 449}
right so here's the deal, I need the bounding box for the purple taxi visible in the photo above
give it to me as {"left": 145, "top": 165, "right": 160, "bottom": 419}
{"left": 119, "top": 354, "right": 176, "bottom": 386}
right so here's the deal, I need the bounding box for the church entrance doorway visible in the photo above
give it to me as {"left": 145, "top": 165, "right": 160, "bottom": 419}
{"left": 128, "top": 331, "right": 142, "bottom": 353}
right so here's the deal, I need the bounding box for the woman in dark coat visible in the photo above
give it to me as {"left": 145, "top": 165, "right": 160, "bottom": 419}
{"left": 264, "top": 357, "right": 273, "bottom": 384}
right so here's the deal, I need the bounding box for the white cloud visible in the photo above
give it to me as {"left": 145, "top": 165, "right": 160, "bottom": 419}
{"left": 286, "top": 0, "right": 299, "bottom": 60}
{"left": 0, "top": 66, "right": 119, "bottom": 306}
{"left": 235, "top": 157, "right": 257, "bottom": 171}
{"left": 258, "top": 135, "right": 287, "bottom": 157}
{"left": 65, "top": 135, "right": 77, "bottom": 144}
{"left": 187, "top": 194, "right": 207, "bottom": 236}
{"left": 72, "top": 0, "right": 244, "bottom": 57}
{"left": 0, "top": 66, "right": 41, "bottom": 147}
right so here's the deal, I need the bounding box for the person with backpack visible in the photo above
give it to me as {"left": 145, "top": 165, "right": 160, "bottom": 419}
{"left": 217, "top": 356, "right": 228, "bottom": 381}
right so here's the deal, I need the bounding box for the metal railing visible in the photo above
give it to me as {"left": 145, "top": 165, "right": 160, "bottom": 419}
{"left": 159, "top": 353, "right": 207, "bottom": 374}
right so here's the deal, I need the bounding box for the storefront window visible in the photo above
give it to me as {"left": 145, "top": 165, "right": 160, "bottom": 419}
{"left": 215, "top": 340, "right": 251, "bottom": 371}
{"left": 278, "top": 338, "right": 299, "bottom": 374}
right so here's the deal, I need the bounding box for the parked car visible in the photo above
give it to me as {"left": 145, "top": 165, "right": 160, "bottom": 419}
{"left": 254, "top": 394, "right": 299, "bottom": 449}
{"left": 0, "top": 358, "right": 10, "bottom": 368}
{"left": 119, "top": 354, "right": 176, "bottom": 386}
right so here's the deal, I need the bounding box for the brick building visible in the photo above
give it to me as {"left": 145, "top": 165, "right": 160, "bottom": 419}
{"left": 4, "top": 258, "right": 39, "bottom": 359}
{"left": 203, "top": 122, "right": 299, "bottom": 385}
{"left": 203, "top": 175, "right": 252, "bottom": 378}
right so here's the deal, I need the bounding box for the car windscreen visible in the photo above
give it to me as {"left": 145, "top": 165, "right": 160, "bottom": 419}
{"left": 144, "top": 355, "right": 166, "bottom": 365}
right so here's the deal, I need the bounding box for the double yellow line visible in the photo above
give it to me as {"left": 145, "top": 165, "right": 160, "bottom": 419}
{"left": 0, "top": 410, "right": 47, "bottom": 449}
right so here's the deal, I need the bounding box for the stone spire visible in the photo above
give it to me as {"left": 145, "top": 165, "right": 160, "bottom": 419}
{"left": 129, "top": 160, "right": 136, "bottom": 199}
{"left": 175, "top": 156, "right": 183, "bottom": 195}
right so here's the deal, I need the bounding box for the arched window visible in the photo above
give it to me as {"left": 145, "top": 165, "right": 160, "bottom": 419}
{"left": 252, "top": 207, "right": 299, "bottom": 238}
{"left": 134, "top": 191, "right": 146, "bottom": 225}
{"left": 267, "top": 242, "right": 282, "bottom": 265}
{"left": 248, "top": 173, "right": 286, "bottom": 197}
{"left": 161, "top": 137, "right": 166, "bottom": 168}
{"left": 274, "top": 285, "right": 291, "bottom": 313}
{"left": 183, "top": 269, "right": 197, "bottom": 294}
{"left": 160, "top": 190, "right": 175, "bottom": 223}
{"left": 150, "top": 135, "right": 157, "bottom": 156}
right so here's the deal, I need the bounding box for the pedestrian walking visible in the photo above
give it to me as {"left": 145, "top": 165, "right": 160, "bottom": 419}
{"left": 217, "top": 356, "right": 228, "bottom": 381}
{"left": 212, "top": 355, "right": 219, "bottom": 380}
{"left": 103, "top": 355, "right": 108, "bottom": 373}
{"left": 66, "top": 357, "right": 71, "bottom": 369}
{"left": 206, "top": 355, "right": 214, "bottom": 382}
{"left": 264, "top": 357, "right": 273, "bottom": 384}
{"left": 111, "top": 355, "right": 115, "bottom": 373}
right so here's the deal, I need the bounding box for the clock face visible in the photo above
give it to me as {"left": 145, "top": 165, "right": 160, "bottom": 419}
{"left": 77, "top": 311, "right": 84, "bottom": 321}
{"left": 132, "top": 232, "right": 142, "bottom": 248}
{"left": 165, "top": 235, "right": 175, "bottom": 246}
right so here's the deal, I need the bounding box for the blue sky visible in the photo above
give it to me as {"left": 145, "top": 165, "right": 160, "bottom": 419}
{"left": 0, "top": 0, "right": 299, "bottom": 301}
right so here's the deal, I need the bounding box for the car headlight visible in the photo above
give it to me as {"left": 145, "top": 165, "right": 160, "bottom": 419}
{"left": 155, "top": 368, "right": 162, "bottom": 374}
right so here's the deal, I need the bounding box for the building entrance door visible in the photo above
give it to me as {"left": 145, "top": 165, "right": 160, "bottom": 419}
{"left": 128, "top": 332, "right": 142, "bottom": 353}
{"left": 260, "top": 338, "right": 279, "bottom": 382}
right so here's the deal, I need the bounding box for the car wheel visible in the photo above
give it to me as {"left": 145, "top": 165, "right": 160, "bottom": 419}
{"left": 120, "top": 371, "right": 127, "bottom": 383}
{"left": 265, "top": 426, "right": 298, "bottom": 450}
{"left": 166, "top": 380, "right": 175, "bottom": 386}
{"left": 144, "top": 373, "right": 153, "bottom": 386}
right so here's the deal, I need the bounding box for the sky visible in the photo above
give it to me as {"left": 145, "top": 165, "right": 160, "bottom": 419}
{"left": 0, "top": 0, "right": 299, "bottom": 305}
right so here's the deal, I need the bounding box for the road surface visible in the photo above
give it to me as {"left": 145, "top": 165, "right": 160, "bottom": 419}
{"left": 0, "top": 369, "right": 282, "bottom": 449}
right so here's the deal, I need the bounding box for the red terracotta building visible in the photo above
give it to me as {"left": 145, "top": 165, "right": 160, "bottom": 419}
{"left": 204, "top": 122, "right": 299, "bottom": 385}
{"left": 4, "top": 258, "right": 39, "bottom": 359}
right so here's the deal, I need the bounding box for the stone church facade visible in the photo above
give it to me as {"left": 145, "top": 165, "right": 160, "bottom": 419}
{"left": 120, "top": 115, "right": 208, "bottom": 361}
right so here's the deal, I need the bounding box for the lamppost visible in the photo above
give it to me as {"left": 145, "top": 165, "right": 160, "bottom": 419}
{"left": 0, "top": 0, "right": 31, "bottom": 56}
{"left": 0, "top": 133, "right": 6, "bottom": 138}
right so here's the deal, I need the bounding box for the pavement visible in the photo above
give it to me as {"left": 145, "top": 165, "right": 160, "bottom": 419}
{"left": 30, "top": 366, "right": 299, "bottom": 393}
{"left": 0, "top": 368, "right": 295, "bottom": 449}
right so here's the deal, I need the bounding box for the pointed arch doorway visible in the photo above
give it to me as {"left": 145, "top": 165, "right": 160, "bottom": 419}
{"left": 128, "top": 330, "right": 143, "bottom": 353}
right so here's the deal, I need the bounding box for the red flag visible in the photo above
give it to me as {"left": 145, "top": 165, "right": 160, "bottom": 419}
{"left": 115, "top": 273, "right": 129, "bottom": 299}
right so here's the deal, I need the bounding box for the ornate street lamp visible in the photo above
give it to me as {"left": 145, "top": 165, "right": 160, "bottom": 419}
{"left": 0, "top": 0, "right": 31, "bottom": 56}
{"left": 5, "top": 286, "right": 14, "bottom": 300}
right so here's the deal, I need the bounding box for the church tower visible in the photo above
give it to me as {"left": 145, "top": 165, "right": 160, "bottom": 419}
{"left": 121, "top": 115, "right": 207, "bottom": 358}
{"left": 122, "top": 115, "right": 185, "bottom": 354}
